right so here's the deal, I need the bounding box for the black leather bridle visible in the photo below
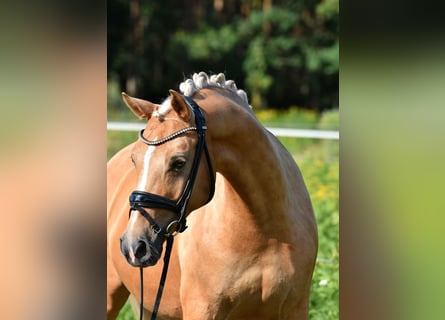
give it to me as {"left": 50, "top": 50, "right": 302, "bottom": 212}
{"left": 128, "top": 96, "right": 215, "bottom": 320}
{"left": 129, "top": 96, "right": 214, "bottom": 236}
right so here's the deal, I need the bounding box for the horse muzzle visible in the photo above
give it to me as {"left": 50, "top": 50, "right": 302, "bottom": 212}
{"left": 120, "top": 234, "right": 162, "bottom": 267}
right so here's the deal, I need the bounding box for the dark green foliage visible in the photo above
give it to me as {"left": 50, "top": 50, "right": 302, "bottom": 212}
{"left": 108, "top": 0, "right": 338, "bottom": 111}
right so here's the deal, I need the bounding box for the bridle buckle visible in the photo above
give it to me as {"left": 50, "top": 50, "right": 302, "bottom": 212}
{"left": 166, "top": 220, "right": 187, "bottom": 237}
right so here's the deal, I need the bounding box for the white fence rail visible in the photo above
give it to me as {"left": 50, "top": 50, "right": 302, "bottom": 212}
{"left": 107, "top": 121, "right": 339, "bottom": 140}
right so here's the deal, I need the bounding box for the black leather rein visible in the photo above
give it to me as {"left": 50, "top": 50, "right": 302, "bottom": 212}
{"left": 128, "top": 96, "right": 215, "bottom": 320}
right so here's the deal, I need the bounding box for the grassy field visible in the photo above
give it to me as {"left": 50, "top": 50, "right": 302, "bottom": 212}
{"left": 108, "top": 107, "right": 339, "bottom": 319}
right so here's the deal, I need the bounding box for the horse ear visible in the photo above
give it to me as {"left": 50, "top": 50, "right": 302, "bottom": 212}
{"left": 169, "top": 89, "right": 191, "bottom": 121}
{"left": 121, "top": 92, "right": 156, "bottom": 119}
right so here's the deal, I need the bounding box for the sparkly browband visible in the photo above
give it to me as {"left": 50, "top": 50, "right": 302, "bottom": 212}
{"left": 138, "top": 126, "right": 198, "bottom": 146}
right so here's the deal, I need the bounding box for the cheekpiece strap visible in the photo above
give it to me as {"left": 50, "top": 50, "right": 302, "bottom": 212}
{"left": 129, "top": 95, "right": 213, "bottom": 237}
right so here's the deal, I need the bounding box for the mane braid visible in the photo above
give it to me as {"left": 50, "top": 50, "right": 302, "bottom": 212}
{"left": 139, "top": 127, "right": 197, "bottom": 146}
{"left": 155, "top": 72, "right": 252, "bottom": 119}
{"left": 179, "top": 71, "right": 251, "bottom": 109}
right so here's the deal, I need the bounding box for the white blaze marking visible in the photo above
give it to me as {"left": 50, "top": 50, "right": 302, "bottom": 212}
{"left": 137, "top": 143, "right": 156, "bottom": 190}
{"left": 128, "top": 208, "right": 139, "bottom": 230}
{"left": 127, "top": 210, "right": 140, "bottom": 264}
{"left": 129, "top": 245, "right": 136, "bottom": 263}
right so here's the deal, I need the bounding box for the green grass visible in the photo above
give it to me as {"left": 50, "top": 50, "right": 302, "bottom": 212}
{"left": 109, "top": 108, "right": 339, "bottom": 319}
{"left": 107, "top": 130, "right": 136, "bottom": 160}
{"left": 301, "top": 140, "right": 339, "bottom": 319}
{"left": 116, "top": 300, "right": 136, "bottom": 320}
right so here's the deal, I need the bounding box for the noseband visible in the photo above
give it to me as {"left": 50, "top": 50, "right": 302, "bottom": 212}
{"left": 127, "top": 96, "right": 215, "bottom": 320}
{"left": 129, "top": 96, "right": 215, "bottom": 236}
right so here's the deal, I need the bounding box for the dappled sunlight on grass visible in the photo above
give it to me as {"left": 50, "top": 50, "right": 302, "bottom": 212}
{"left": 256, "top": 107, "right": 320, "bottom": 129}
{"left": 295, "top": 139, "right": 338, "bottom": 319}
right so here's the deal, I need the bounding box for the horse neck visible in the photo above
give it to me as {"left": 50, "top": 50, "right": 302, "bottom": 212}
{"left": 200, "top": 90, "right": 296, "bottom": 241}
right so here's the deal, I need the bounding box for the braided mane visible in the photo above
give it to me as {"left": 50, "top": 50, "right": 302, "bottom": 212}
{"left": 154, "top": 72, "right": 251, "bottom": 119}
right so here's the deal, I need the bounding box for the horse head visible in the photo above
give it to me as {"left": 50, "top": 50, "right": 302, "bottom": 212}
{"left": 119, "top": 90, "right": 214, "bottom": 267}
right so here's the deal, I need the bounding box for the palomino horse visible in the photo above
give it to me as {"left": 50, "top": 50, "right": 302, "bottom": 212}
{"left": 107, "top": 72, "right": 318, "bottom": 319}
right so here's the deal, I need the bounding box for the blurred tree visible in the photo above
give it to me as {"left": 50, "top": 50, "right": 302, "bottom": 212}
{"left": 108, "top": 0, "right": 338, "bottom": 111}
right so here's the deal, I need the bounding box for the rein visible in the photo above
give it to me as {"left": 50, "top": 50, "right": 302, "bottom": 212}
{"left": 139, "top": 236, "right": 173, "bottom": 320}
{"left": 129, "top": 96, "right": 214, "bottom": 320}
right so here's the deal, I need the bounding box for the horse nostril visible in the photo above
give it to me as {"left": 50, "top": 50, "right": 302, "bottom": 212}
{"left": 134, "top": 240, "right": 148, "bottom": 259}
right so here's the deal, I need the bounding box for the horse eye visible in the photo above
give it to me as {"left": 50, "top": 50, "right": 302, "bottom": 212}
{"left": 130, "top": 154, "right": 136, "bottom": 166}
{"left": 170, "top": 158, "right": 186, "bottom": 172}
